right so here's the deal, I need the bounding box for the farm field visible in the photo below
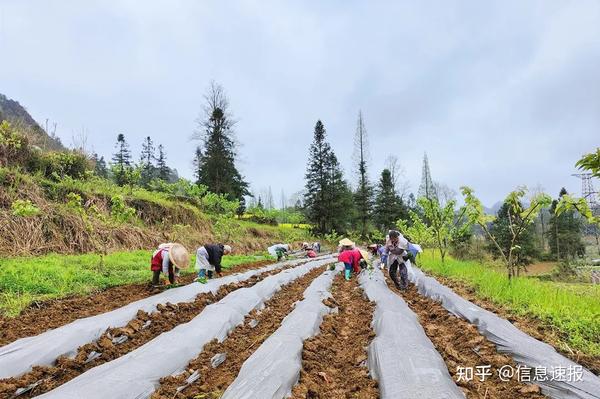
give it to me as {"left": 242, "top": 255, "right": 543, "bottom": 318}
{"left": 0, "top": 255, "right": 598, "bottom": 399}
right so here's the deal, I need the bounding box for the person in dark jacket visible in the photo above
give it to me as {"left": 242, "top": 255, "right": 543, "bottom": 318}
{"left": 195, "top": 243, "right": 232, "bottom": 283}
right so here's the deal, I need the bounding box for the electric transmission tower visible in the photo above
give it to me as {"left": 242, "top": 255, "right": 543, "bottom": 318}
{"left": 572, "top": 173, "right": 599, "bottom": 209}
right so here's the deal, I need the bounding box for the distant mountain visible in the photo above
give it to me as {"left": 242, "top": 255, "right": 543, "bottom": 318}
{"left": 0, "top": 93, "right": 64, "bottom": 151}
{"left": 483, "top": 201, "right": 503, "bottom": 215}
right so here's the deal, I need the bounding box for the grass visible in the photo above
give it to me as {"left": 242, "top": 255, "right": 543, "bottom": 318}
{"left": 417, "top": 251, "right": 600, "bottom": 356}
{"left": 0, "top": 250, "right": 272, "bottom": 317}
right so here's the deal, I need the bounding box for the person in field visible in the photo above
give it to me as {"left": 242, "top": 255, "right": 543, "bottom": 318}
{"left": 195, "top": 243, "right": 232, "bottom": 283}
{"left": 384, "top": 230, "right": 410, "bottom": 290}
{"left": 150, "top": 243, "right": 190, "bottom": 286}
{"left": 338, "top": 238, "right": 357, "bottom": 280}
{"left": 313, "top": 241, "right": 321, "bottom": 253}
{"left": 306, "top": 247, "right": 317, "bottom": 258}
{"left": 268, "top": 243, "right": 289, "bottom": 261}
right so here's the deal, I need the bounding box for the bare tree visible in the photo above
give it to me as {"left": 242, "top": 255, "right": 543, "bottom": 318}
{"left": 434, "top": 182, "right": 457, "bottom": 206}
{"left": 385, "top": 155, "right": 410, "bottom": 197}
{"left": 353, "top": 111, "right": 373, "bottom": 237}
{"left": 71, "top": 126, "right": 90, "bottom": 154}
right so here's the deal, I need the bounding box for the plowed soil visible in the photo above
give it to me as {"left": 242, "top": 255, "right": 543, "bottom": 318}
{"left": 432, "top": 273, "right": 600, "bottom": 376}
{"left": 0, "top": 259, "right": 274, "bottom": 346}
{"left": 396, "top": 283, "right": 546, "bottom": 399}
{"left": 0, "top": 264, "right": 290, "bottom": 398}
{"left": 290, "top": 274, "right": 379, "bottom": 399}
{"left": 151, "top": 266, "right": 328, "bottom": 399}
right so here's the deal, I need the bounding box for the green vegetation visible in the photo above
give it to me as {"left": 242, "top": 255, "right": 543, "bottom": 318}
{"left": 418, "top": 254, "right": 600, "bottom": 356}
{"left": 0, "top": 250, "right": 272, "bottom": 317}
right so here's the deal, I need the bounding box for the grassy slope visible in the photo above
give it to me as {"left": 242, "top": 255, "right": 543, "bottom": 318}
{"left": 417, "top": 252, "right": 600, "bottom": 356}
{"left": 0, "top": 251, "right": 272, "bottom": 316}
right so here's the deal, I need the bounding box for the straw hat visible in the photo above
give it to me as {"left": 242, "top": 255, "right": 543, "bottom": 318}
{"left": 338, "top": 238, "right": 355, "bottom": 247}
{"left": 359, "top": 249, "right": 370, "bottom": 261}
{"left": 168, "top": 243, "right": 190, "bottom": 269}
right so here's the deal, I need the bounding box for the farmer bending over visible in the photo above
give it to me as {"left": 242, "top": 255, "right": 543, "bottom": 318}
{"left": 385, "top": 230, "right": 410, "bottom": 290}
{"left": 150, "top": 243, "right": 190, "bottom": 286}
{"left": 338, "top": 238, "right": 356, "bottom": 281}
{"left": 195, "top": 243, "right": 232, "bottom": 283}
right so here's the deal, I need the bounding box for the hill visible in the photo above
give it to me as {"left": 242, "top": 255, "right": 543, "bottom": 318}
{"left": 0, "top": 93, "right": 64, "bottom": 151}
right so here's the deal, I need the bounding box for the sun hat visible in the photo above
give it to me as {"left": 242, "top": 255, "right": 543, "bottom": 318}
{"left": 223, "top": 245, "right": 232, "bottom": 254}
{"left": 359, "top": 249, "right": 370, "bottom": 261}
{"left": 338, "top": 238, "right": 355, "bottom": 247}
{"left": 168, "top": 243, "right": 190, "bottom": 269}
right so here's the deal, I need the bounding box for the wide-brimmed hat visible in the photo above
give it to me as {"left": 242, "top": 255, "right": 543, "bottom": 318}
{"left": 168, "top": 243, "right": 190, "bottom": 269}
{"left": 338, "top": 238, "right": 355, "bottom": 247}
{"left": 359, "top": 249, "right": 370, "bottom": 261}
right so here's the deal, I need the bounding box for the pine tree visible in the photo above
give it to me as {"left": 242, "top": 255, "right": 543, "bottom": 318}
{"left": 548, "top": 188, "right": 585, "bottom": 260}
{"left": 417, "top": 153, "right": 437, "bottom": 200}
{"left": 156, "top": 144, "right": 169, "bottom": 182}
{"left": 139, "top": 136, "right": 156, "bottom": 186}
{"left": 92, "top": 153, "right": 108, "bottom": 178}
{"left": 353, "top": 111, "right": 373, "bottom": 237}
{"left": 193, "top": 146, "right": 202, "bottom": 184}
{"left": 195, "top": 82, "right": 249, "bottom": 201}
{"left": 374, "top": 168, "right": 408, "bottom": 231}
{"left": 326, "top": 151, "right": 354, "bottom": 233}
{"left": 257, "top": 196, "right": 264, "bottom": 209}
{"left": 304, "top": 120, "right": 333, "bottom": 234}
{"left": 111, "top": 133, "right": 132, "bottom": 186}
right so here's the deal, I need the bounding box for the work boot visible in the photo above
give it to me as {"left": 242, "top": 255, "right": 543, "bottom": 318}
{"left": 344, "top": 269, "right": 351, "bottom": 281}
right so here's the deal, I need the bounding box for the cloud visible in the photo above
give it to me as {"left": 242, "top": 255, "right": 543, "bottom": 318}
{"left": 0, "top": 0, "right": 598, "bottom": 206}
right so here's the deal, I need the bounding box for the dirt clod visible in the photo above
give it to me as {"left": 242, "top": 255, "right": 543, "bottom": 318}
{"left": 290, "top": 275, "right": 378, "bottom": 399}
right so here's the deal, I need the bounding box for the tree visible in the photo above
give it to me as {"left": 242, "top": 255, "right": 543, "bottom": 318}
{"left": 192, "top": 146, "right": 202, "bottom": 184}
{"left": 139, "top": 136, "right": 156, "bottom": 186}
{"left": 92, "top": 153, "right": 108, "bottom": 178}
{"left": 488, "top": 202, "right": 539, "bottom": 266}
{"left": 194, "top": 81, "right": 249, "bottom": 201}
{"left": 304, "top": 120, "right": 332, "bottom": 234}
{"left": 415, "top": 196, "right": 471, "bottom": 264}
{"left": 555, "top": 149, "right": 600, "bottom": 255}
{"left": 353, "top": 111, "right": 373, "bottom": 237}
{"left": 257, "top": 196, "right": 264, "bottom": 210}
{"left": 156, "top": 144, "right": 169, "bottom": 181}
{"left": 417, "top": 153, "right": 437, "bottom": 200}
{"left": 548, "top": 188, "right": 585, "bottom": 260}
{"left": 326, "top": 151, "right": 354, "bottom": 233}
{"left": 374, "top": 168, "right": 408, "bottom": 231}
{"left": 462, "top": 186, "right": 552, "bottom": 279}
{"left": 111, "top": 133, "right": 132, "bottom": 186}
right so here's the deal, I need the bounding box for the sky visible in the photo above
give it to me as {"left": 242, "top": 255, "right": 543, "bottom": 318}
{"left": 1, "top": 0, "right": 599, "bottom": 207}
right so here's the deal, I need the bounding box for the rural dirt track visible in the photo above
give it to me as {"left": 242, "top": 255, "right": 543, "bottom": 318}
{"left": 396, "top": 283, "right": 546, "bottom": 399}
{"left": 151, "top": 266, "right": 326, "bottom": 399}
{"left": 0, "top": 259, "right": 274, "bottom": 347}
{"left": 0, "top": 262, "right": 288, "bottom": 398}
{"left": 290, "top": 274, "right": 379, "bottom": 399}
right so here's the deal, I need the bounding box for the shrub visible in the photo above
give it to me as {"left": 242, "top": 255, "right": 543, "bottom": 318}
{"left": 110, "top": 195, "right": 136, "bottom": 223}
{"left": 34, "top": 151, "right": 91, "bottom": 180}
{"left": 0, "top": 120, "right": 31, "bottom": 168}
{"left": 11, "top": 199, "right": 41, "bottom": 217}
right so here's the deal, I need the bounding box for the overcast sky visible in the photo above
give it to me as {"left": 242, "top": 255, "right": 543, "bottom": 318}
{"left": 1, "top": 0, "right": 599, "bottom": 207}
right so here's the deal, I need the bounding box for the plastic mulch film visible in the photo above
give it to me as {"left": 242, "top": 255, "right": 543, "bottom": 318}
{"left": 406, "top": 262, "right": 600, "bottom": 399}
{"left": 0, "top": 256, "right": 325, "bottom": 379}
{"left": 221, "top": 264, "right": 342, "bottom": 399}
{"left": 36, "top": 257, "right": 334, "bottom": 399}
{"left": 359, "top": 267, "right": 465, "bottom": 399}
